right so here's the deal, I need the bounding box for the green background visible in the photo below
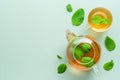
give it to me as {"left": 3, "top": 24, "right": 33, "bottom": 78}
{"left": 0, "top": 0, "right": 120, "bottom": 80}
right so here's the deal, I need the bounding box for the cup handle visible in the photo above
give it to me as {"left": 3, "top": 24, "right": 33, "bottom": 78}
{"left": 84, "top": 24, "right": 90, "bottom": 30}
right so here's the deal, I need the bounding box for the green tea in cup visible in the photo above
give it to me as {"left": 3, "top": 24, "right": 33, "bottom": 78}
{"left": 88, "top": 7, "right": 112, "bottom": 32}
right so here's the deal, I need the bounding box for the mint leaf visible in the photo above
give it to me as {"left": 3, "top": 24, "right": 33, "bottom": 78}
{"left": 105, "top": 36, "right": 116, "bottom": 51}
{"left": 101, "top": 19, "right": 110, "bottom": 24}
{"left": 74, "top": 46, "right": 84, "bottom": 60}
{"left": 92, "top": 16, "right": 102, "bottom": 25}
{"left": 57, "top": 64, "right": 67, "bottom": 74}
{"left": 57, "top": 55, "right": 62, "bottom": 59}
{"left": 91, "top": 16, "right": 110, "bottom": 25}
{"left": 81, "top": 57, "right": 95, "bottom": 67}
{"left": 103, "top": 60, "right": 114, "bottom": 71}
{"left": 72, "top": 8, "right": 85, "bottom": 26}
{"left": 81, "top": 43, "right": 91, "bottom": 53}
{"left": 66, "top": 4, "right": 72, "bottom": 12}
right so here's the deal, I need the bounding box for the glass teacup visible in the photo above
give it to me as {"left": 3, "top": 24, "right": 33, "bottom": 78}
{"left": 88, "top": 7, "right": 113, "bottom": 32}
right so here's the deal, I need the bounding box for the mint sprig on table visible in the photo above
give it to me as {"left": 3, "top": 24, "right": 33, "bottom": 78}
{"left": 103, "top": 60, "right": 114, "bottom": 71}
{"left": 105, "top": 36, "right": 116, "bottom": 51}
{"left": 57, "top": 54, "right": 67, "bottom": 74}
{"left": 57, "top": 64, "right": 67, "bottom": 74}
{"left": 91, "top": 16, "right": 110, "bottom": 25}
{"left": 103, "top": 36, "right": 116, "bottom": 71}
{"left": 72, "top": 8, "right": 85, "bottom": 26}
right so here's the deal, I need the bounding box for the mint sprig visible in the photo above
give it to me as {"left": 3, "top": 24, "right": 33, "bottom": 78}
{"left": 91, "top": 16, "right": 110, "bottom": 25}
{"left": 81, "top": 43, "right": 91, "bottom": 53}
{"left": 72, "top": 8, "right": 85, "bottom": 26}
{"left": 73, "top": 43, "right": 92, "bottom": 60}
{"left": 103, "top": 60, "right": 114, "bottom": 71}
{"left": 81, "top": 57, "right": 95, "bottom": 67}
{"left": 74, "top": 46, "right": 84, "bottom": 60}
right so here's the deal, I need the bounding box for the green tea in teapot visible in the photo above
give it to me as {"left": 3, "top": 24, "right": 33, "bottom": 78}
{"left": 66, "top": 36, "right": 100, "bottom": 70}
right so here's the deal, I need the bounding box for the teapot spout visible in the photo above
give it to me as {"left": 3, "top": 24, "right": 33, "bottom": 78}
{"left": 66, "top": 29, "right": 76, "bottom": 42}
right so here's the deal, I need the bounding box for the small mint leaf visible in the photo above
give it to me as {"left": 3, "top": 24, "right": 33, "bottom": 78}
{"left": 103, "top": 60, "right": 114, "bottom": 71}
{"left": 57, "top": 64, "right": 67, "bottom": 74}
{"left": 57, "top": 55, "right": 62, "bottom": 59}
{"left": 66, "top": 4, "right": 73, "bottom": 12}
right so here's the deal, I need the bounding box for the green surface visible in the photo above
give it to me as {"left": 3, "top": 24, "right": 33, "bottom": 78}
{"left": 0, "top": 0, "right": 120, "bottom": 80}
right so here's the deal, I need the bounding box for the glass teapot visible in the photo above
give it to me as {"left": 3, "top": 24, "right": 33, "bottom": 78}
{"left": 66, "top": 30, "right": 101, "bottom": 70}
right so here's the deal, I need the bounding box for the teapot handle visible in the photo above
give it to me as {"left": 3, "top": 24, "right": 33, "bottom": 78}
{"left": 66, "top": 29, "right": 76, "bottom": 42}
{"left": 92, "top": 65, "right": 104, "bottom": 80}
